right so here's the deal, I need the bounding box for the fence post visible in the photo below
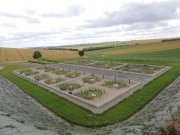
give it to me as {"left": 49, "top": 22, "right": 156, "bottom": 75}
{"left": 114, "top": 76, "right": 116, "bottom": 82}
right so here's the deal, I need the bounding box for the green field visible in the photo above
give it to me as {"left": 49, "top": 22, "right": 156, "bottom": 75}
{"left": 86, "top": 48, "right": 180, "bottom": 63}
{"left": 63, "top": 41, "right": 126, "bottom": 50}
{"left": 63, "top": 38, "right": 162, "bottom": 50}
{"left": 0, "top": 40, "right": 180, "bottom": 127}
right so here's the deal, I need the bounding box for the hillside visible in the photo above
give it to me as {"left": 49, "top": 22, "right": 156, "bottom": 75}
{"left": 62, "top": 38, "right": 162, "bottom": 50}
{"left": 0, "top": 48, "right": 79, "bottom": 63}
{"left": 101, "top": 40, "right": 180, "bottom": 55}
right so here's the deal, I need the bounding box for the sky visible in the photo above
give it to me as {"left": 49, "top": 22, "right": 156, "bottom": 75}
{"left": 0, "top": 0, "right": 180, "bottom": 48}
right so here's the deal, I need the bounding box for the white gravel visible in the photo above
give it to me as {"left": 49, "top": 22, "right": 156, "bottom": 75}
{"left": 0, "top": 66, "right": 4, "bottom": 70}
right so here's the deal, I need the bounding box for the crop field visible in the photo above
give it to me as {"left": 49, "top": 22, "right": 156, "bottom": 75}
{"left": 86, "top": 40, "right": 180, "bottom": 56}
{"left": 63, "top": 41, "right": 126, "bottom": 50}
{"left": 63, "top": 38, "right": 162, "bottom": 50}
{"left": 0, "top": 47, "right": 79, "bottom": 63}
{"left": 87, "top": 43, "right": 180, "bottom": 63}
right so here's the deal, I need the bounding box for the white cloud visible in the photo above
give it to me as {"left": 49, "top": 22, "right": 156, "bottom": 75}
{"left": 0, "top": 0, "right": 179, "bottom": 48}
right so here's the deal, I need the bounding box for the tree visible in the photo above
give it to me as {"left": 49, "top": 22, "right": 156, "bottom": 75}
{"left": 79, "top": 50, "right": 84, "bottom": 59}
{"left": 33, "top": 51, "right": 42, "bottom": 59}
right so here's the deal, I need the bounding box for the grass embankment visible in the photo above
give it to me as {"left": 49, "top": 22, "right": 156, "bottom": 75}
{"left": 0, "top": 63, "right": 179, "bottom": 127}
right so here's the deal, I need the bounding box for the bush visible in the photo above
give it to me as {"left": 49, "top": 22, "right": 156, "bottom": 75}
{"left": 33, "top": 51, "right": 42, "bottom": 59}
{"left": 82, "top": 74, "right": 101, "bottom": 84}
{"left": 44, "top": 77, "right": 64, "bottom": 85}
{"left": 44, "top": 68, "right": 55, "bottom": 72}
{"left": 102, "top": 80, "right": 127, "bottom": 89}
{"left": 20, "top": 69, "right": 39, "bottom": 76}
{"left": 79, "top": 50, "right": 84, "bottom": 58}
{"left": 34, "top": 74, "right": 49, "bottom": 81}
{"left": 65, "top": 72, "right": 80, "bottom": 78}
{"left": 58, "top": 83, "right": 81, "bottom": 91}
{"left": 77, "top": 87, "right": 105, "bottom": 100}
{"left": 52, "top": 70, "right": 67, "bottom": 75}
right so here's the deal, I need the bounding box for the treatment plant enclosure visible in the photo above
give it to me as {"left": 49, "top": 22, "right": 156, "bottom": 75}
{"left": 13, "top": 60, "right": 171, "bottom": 113}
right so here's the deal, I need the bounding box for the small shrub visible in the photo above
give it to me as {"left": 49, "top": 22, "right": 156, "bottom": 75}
{"left": 102, "top": 80, "right": 127, "bottom": 89}
{"left": 58, "top": 83, "right": 81, "bottom": 91}
{"left": 82, "top": 74, "right": 101, "bottom": 84}
{"left": 116, "top": 64, "right": 162, "bottom": 74}
{"left": 20, "top": 69, "right": 39, "bottom": 76}
{"left": 65, "top": 72, "right": 80, "bottom": 78}
{"left": 25, "top": 71, "right": 39, "bottom": 76}
{"left": 44, "top": 77, "right": 64, "bottom": 85}
{"left": 52, "top": 70, "right": 67, "bottom": 75}
{"left": 34, "top": 74, "right": 49, "bottom": 81}
{"left": 35, "top": 67, "right": 44, "bottom": 70}
{"left": 44, "top": 78, "right": 53, "bottom": 84}
{"left": 44, "top": 68, "right": 55, "bottom": 72}
{"left": 77, "top": 87, "right": 105, "bottom": 100}
{"left": 20, "top": 69, "right": 31, "bottom": 74}
{"left": 55, "top": 77, "right": 64, "bottom": 83}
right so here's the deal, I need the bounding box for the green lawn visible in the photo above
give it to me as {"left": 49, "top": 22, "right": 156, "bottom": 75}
{"left": 0, "top": 62, "right": 179, "bottom": 127}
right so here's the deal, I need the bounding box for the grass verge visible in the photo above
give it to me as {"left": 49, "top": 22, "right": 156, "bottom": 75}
{"left": 28, "top": 58, "right": 61, "bottom": 64}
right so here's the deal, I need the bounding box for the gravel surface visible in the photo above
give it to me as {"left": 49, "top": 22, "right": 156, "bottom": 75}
{"left": 0, "top": 66, "right": 4, "bottom": 70}
{"left": 0, "top": 76, "right": 79, "bottom": 134}
{"left": 53, "top": 63, "right": 151, "bottom": 83}
{"left": 106, "top": 75, "right": 180, "bottom": 135}
{"left": 0, "top": 73, "right": 179, "bottom": 135}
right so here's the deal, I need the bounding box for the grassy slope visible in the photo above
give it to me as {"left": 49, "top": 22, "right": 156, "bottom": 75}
{"left": 63, "top": 41, "right": 125, "bottom": 50}
{"left": 87, "top": 40, "right": 180, "bottom": 56}
{"left": 63, "top": 38, "right": 162, "bottom": 50}
{"left": 87, "top": 48, "right": 180, "bottom": 63}
{"left": 0, "top": 61, "right": 179, "bottom": 127}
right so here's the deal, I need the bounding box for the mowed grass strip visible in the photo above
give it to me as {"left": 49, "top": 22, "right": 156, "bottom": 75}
{"left": 0, "top": 64, "right": 179, "bottom": 127}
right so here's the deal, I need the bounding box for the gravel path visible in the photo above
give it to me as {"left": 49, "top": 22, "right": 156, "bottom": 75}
{"left": 0, "top": 66, "right": 4, "bottom": 70}
{"left": 52, "top": 63, "right": 151, "bottom": 83}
